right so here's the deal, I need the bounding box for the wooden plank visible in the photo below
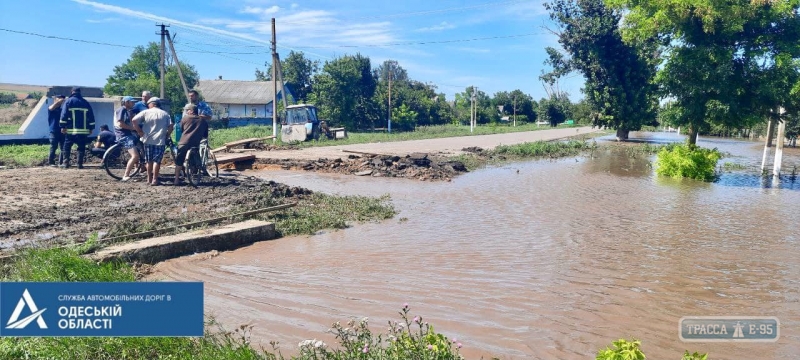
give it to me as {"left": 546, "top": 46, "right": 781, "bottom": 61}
{"left": 223, "top": 136, "right": 274, "bottom": 149}
{"left": 215, "top": 154, "right": 256, "bottom": 164}
{"left": 210, "top": 146, "right": 227, "bottom": 154}
{"left": 342, "top": 149, "right": 382, "bottom": 157}
{"left": 230, "top": 148, "right": 257, "bottom": 153}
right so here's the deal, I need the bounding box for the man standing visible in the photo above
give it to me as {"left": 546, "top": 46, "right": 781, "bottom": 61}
{"left": 47, "top": 95, "right": 66, "bottom": 166}
{"left": 132, "top": 91, "right": 152, "bottom": 116}
{"left": 188, "top": 90, "right": 212, "bottom": 121}
{"left": 114, "top": 96, "right": 142, "bottom": 181}
{"left": 59, "top": 87, "right": 95, "bottom": 169}
{"left": 132, "top": 97, "right": 172, "bottom": 186}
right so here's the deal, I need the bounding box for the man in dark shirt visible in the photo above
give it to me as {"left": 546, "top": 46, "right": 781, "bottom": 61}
{"left": 173, "top": 103, "right": 209, "bottom": 185}
{"left": 47, "top": 95, "right": 66, "bottom": 166}
{"left": 59, "top": 87, "right": 95, "bottom": 169}
{"left": 91, "top": 125, "right": 116, "bottom": 158}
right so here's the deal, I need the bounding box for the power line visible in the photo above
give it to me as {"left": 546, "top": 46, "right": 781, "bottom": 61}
{"left": 1, "top": 28, "right": 135, "bottom": 48}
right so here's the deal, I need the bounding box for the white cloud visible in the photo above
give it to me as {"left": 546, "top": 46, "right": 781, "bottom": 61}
{"left": 86, "top": 17, "right": 118, "bottom": 23}
{"left": 291, "top": 3, "right": 299, "bottom": 9}
{"left": 415, "top": 21, "right": 455, "bottom": 32}
{"left": 242, "top": 5, "right": 280, "bottom": 15}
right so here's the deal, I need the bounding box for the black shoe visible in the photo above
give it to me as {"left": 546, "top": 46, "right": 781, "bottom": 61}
{"left": 78, "top": 165, "right": 84, "bottom": 169}
{"left": 48, "top": 163, "right": 57, "bottom": 167}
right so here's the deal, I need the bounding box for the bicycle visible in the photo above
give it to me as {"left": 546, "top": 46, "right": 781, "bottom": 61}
{"left": 102, "top": 138, "right": 178, "bottom": 180}
{"left": 184, "top": 138, "right": 219, "bottom": 187}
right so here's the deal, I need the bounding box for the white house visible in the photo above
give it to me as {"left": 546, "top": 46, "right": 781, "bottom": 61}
{"left": 193, "top": 78, "right": 291, "bottom": 127}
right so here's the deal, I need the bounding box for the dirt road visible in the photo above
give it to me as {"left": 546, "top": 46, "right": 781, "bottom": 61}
{"left": 251, "top": 126, "right": 598, "bottom": 161}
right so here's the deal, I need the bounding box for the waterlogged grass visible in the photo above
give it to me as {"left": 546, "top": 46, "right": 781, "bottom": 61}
{"left": 494, "top": 140, "right": 590, "bottom": 157}
{"left": 0, "top": 144, "right": 48, "bottom": 167}
{"left": 722, "top": 162, "right": 747, "bottom": 171}
{"left": 2, "top": 247, "right": 134, "bottom": 282}
{"left": 264, "top": 193, "right": 396, "bottom": 236}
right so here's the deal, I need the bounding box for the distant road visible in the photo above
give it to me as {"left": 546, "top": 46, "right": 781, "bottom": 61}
{"left": 252, "top": 126, "right": 599, "bottom": 161}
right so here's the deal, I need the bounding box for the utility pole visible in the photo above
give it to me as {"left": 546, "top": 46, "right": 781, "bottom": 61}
{"left": 157, "top": 24, "right": 169, "bottom": 99}
{"left": 761, "top": 115, "right": 776, "bottom": 173}
{"left": 513, "top": 95, "right": 517, "bottom": 127}
{"left": 773, "top": 107, "right": 786, "bottom": 178}
{"left": 388, "top": 64, "right": 392, "bottom": 133}
{"left": 270, "top": 18, "right": 278, "bottom": 141}
{"left": 470, "top": 87, "right": 474, "bottom": 133}
{"left": 165, "top": 30, "right": 189, "bottom": 103}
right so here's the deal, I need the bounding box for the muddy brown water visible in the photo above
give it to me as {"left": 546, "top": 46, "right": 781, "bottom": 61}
{"left": 150, "top": 133, "right": 800, "bottom": 359}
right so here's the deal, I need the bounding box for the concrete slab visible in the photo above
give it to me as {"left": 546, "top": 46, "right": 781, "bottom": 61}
{"left": 90, "top": 219, "right": 276, "bottom": 264}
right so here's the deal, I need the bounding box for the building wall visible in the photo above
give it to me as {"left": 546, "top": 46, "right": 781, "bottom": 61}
{"left": 0, "top": 97, "right": 117, "bottom": 141}
{"left": 213, "top": 103, "right": 273, "bottom": 119}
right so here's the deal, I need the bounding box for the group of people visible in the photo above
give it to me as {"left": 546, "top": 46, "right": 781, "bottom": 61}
{"left": 48, "top": 88, "right": 212, "bottom": 186}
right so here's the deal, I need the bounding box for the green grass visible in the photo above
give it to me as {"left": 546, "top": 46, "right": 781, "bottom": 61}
{"left": 0, "top": 124, "right": 19, "bottom": 134}
{"left": 449, "top": 139, "right": 595, "bottom": 171}
{"left": 208, "top": 125, "right": 276, "bottom": 149}
{"left": 208, "top": 123, "right": 582, "bottom": 150}
{"left": 0, "top": 144, "right": 49, "bottom": 167}
{"left": 265, "top": 193, "right": 396, "bottom": 236}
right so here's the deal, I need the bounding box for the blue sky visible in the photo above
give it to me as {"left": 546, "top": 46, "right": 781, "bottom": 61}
{"left": 0, "top": 0, "right": 585, "bottom": 102}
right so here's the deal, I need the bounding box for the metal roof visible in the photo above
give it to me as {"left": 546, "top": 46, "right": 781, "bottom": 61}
{"left": 194, "top": 79, "right": 288, "bottom": 105}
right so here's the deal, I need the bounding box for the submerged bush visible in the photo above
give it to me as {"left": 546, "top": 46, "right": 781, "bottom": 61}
{"left": 595, "top": 338, "right": 708, "bottom": 360}
{"left": 655, "top": 143, "right": 721, "bottom": 181}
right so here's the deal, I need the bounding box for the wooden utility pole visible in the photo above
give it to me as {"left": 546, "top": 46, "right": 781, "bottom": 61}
{"left": 388, "top": 64, "right": 392, "bottom": 133}
{"left": 157, "top": 24, "right": 168, "bottom": 99}
{"left": 165, "top": 30, "right": 189, "bottom": 102}
{"left": 470, "top": 87, "right": 475, "bottom": 133}
{"left": 271, "top": 18, "right": 278, "bottom": 141}
{"left": 773, "top": 107, "right": 787, "bottom": 178}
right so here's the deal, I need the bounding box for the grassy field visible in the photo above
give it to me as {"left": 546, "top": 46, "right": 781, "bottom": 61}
{"left": 0, "top": 124, "right": 19, "bottom": 134}
{"left": 0, "top": 144, "right": 49, "bottom": 167}
{"left": 208, "top": 123, "right": 582, "bottom": 149}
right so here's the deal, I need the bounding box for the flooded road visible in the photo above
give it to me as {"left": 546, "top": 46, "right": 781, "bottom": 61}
{"left": 150, "top": 133, "right": 800, "bottom": 359}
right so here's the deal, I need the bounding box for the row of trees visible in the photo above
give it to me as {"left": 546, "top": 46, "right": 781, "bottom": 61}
{"left": 541, "top": 0, "right": 800, "bottom": 143}
{"left": 256, "top": 51, "right": 580, "bottom": 130}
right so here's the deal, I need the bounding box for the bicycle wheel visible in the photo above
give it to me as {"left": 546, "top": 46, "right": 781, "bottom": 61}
{"left": 185, "top": 148, "right": 203, "bottom": 187}
{"left": 204, "top": 148, "right": 219, "bottom": 178}
{"left": 103, "top": 144, "right": 139, "bottom": 180}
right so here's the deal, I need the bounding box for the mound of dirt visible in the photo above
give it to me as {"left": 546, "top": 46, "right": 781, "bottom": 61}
{"left": 254, "top": 152, "right": 469, "bottom": 181}
{"left": 0, "top": 167, "right": 312, "bottom": 250}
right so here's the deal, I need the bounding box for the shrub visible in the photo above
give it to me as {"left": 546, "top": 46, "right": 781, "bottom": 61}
{"left": 596, "top": 338, "right": 646, "bottom": 360}
{"left": 595, "top": 338, "right": 708, "bottom": 360}
{"left": 655, "top": 143, "right": 721, "bottom": 181}
{"left": 296, "top": 304, "right": 464, "bottom": 360}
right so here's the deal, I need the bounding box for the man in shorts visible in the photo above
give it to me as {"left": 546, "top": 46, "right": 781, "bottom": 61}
{"left": 131, "top": 97, "right": 173, "bottom": 186}
{"left": 114, "top": 96, "right": 142, "bottom": 181}
{"left": 174, "top": 103, "right": 209, "bottom": 185}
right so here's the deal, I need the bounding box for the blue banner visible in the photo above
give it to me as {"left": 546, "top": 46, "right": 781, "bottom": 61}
{"left": 0, "top": 282, "right": 203, "bottom": 337}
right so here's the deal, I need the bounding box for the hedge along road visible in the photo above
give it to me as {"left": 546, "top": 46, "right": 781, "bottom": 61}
{"left": 250, "top": 126, "right": 599, "bottom": 161}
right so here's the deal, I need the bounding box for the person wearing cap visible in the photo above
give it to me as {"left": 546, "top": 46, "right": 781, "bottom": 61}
{"left": 59, "top": 87, "right": 95, "bottom": 169}
{"left": 188, "top": 90, "right": 212, "bottom": 121}
{"left": 47, "top": 94, "right": 66, "bottom": 166}
{"left": 173, "top": 102, "right": 208, "bottom": 185}
{"left": 131, "top": 97, "right": 173, "bottom": 186}
{"left": 114, "top": 96, "right": 143, "bottom": 181}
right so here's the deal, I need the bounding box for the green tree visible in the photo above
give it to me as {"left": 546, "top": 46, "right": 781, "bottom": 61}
{"left": 539, "top": 93, "right": 573, "bottom": 126}
{"left": 257, "top": 51, "right": 320, "bottom": 103}
{"left": 104, "top": 42, "right": 199, "bottom": 112}
{"left": 493, "top": 90, "right": 536, "bottom": 123}
{"left": 542, "top": 0, "right": 659, "bottom": 140}
{"left": 607, "top": 0, "right": 800, "bottom": 144}
{"left": 311, "top": 54, "right": 378, "bottom": 129}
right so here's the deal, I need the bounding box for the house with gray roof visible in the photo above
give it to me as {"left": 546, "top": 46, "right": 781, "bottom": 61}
{"left": 193, "top": 78, "right": 292, "bottom": 126}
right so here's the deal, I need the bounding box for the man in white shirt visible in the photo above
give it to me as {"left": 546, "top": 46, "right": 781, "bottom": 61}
{"left": 131, "top": 97, "right": 173, "bottom": 186}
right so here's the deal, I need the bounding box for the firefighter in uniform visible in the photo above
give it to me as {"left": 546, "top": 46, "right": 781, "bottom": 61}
{"left": 59, "top": 87, "right": 96, "bottom": 169}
